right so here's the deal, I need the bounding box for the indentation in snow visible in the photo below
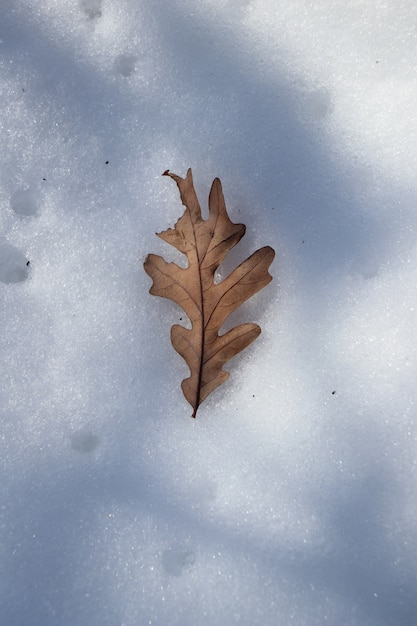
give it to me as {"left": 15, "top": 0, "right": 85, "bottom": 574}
{"left": 162, "top": 547, "right": 195, "bottom": 576}
{"left": 113, "top": 55, "right": 137, "bottom": 78}
{"left": 0, "top": 243, "right": 29, "bottom": 284}
{"left": 79, "top": 0, "right": 102, "bottom": 20}
{"left": 10, "top": 188, "right": 39, "bottom": 216}
{"left": 70, "top": 429, "right": 100, "bottom": 453}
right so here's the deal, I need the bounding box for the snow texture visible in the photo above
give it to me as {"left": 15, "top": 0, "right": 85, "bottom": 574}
{"left": 1, "top": 1, "right": 416, "bottom": 625}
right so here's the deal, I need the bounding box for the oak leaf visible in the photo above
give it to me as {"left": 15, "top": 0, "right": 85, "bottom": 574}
{"left": 144, "top": 169, "right": 275, "bottom": 417}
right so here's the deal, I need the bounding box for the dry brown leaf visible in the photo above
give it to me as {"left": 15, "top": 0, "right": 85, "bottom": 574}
{"left": 144, "top": 169, "right": 275, "bottom": 417}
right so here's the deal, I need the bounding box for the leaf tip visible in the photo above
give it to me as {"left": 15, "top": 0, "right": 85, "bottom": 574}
{"left": 162, "top": 168, "right": 193, "bottom": 180}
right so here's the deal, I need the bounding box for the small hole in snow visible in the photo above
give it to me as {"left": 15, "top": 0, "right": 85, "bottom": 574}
{"left": 162, "top": 547, "right": 195, "bottom": 576}
{"left": 70, "top": 429, "right": 100, "bottom": 453}
{"left": 0, "top": 243, "right": 30, "bottom": 283}
{"left": 79, "top": 0, "right": 102, "bottom": 19}
{"left": 113, "top": 54, "right": 137, "bottom": 78}
{"left": 10, "top": 188, "right": 38, "bottom": 216}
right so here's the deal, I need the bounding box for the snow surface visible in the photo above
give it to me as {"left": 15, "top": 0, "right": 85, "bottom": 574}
{"left": 1, "top": 1, "right": 417, "bottom": 624}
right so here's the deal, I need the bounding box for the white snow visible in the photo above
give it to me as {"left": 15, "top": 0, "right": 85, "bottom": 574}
{"left": 1, "top": 1, "right": 417, "bottom": 625}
